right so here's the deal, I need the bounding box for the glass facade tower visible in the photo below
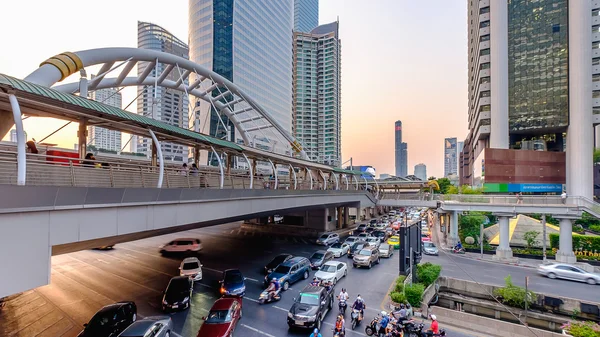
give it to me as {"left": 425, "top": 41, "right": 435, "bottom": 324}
{"left": 294, "top": 0, "right": 319, "bottom": 33}
{"left": 88, "top": 84, "right": 122, "bottom": 152}
{"left": 189, "top": 0, "right": 293, "bottom": 165}
{"left": 394, "top": 121, "right": 407, "bottom": 177}
{"left": 293, "top": 22, "right": 342, "bottom": 166}
{"left": 137, "top": 21, "right": 189, "bottom": 163}
{"left": 444, "top": 137, "right": 457, "bottom": 177}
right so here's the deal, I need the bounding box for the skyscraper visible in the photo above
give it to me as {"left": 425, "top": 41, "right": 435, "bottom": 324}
{"left": 88, "top": 84, "right": 122, "bottom": 152}
{"left": 189, "top": 0, "right": 293, "bottom": 165}
{"left": 137, "top": 21, "right": 189, "bottom": 162}
{"left": 462, "top": 1, "right": 592, "bottom": 197}
{"left": 456, "top": 141, "right": 464, "bottom": 176}
{"left": 294, "top": 0, "right": 319, "bottom": 33}
{"left": 394, "top": 121, "right": 408, "bottom": 177}
{"left": 414, "top": 163, "right": 427, "bottom": 181}
{"left": 293, "top": 22, "right": 342, "bottom": 166}
{"left": 444, "top": 137, "right": 458, "bottom": 177}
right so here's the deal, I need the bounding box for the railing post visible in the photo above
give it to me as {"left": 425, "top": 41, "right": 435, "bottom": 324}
{"left": 211, "top": 146, "right": 224, "bottom": 189}
{"left": 109, "top": 165, "right": 115, "bottom": 187}
{"left": 289, "top": 164, "right": 297, "bottom": 190}
{"left": 9, "top": 94, "right": 26, "bottom": 185}
{"left": 139, "top": 167, "right": 145, "bottom": 188}
{"left": 242, "top": 153, "right": 253, "bottom": 189}
{"left": 148, "top": 129, "right": 163, "bottom": 188}
{"left": 268, "top": 159, "right": 278, "bottom": 189}
{"left": 69, "top": 160, "right": 76, "bottom": 187}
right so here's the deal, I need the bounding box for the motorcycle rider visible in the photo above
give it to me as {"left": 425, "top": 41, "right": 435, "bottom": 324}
{"left": 378, "top": 311, "right": 390, "bottom": 335}
{"left": 266, "top": 278, "right": 280, "bottom": 301}
{"left": 310, "top": 277, "right": 320, "bottom": 286}
{"left": 309, "top": 328, "right": 322, "bottom": 337}
{"left": 338, "top": 288, "right": 349, "bottom": 313}
{"left": 351, "top": 295, "right": 366, "bottom": 321}
{"left": 426, "top": 314, "right": 440, "bottom": 336}
{"left": 334, "top": 314, "right": 345, "bottom": 335}
{"left": 453, "top": 240, "right": 463, "bottom": 252}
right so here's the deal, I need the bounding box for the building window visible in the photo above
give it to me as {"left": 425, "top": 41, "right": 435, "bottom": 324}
{"left": 479, "top": 105, "right": 491, "bottom": 112}
{"left": 593, "top": 9, "right": 600, "bottom": 17}
{"left": 594, "top": 74, "right": 600, "bottom": 82}
{"left": 480, "top": 48, "right": 490, "bottom": 56}
{"left": 480, "top": 34, "right": 490, "bottom": 42}
{"left": 479, "top": 21, "right": 490, "bottom": 28}
{"left": 479, "top": 7, "right": 490, "bottom": 15}
{"left": 593, "top": 58, "right": 600, "bottom": 66}
{"left": 593, "top": 25, "right": 600, "bottom": 33}
{"left": 479, "top": 91, "right": 491, "bottom": 98}
{"left": 480, "top": 63, "right": 490, "bottom": 70}
{"left": 480, "top": 76, "right": 491, "bottom": 84}
{"left": 594, "top": 91, "right": 600, "bottom": 99}
{"left": 594, "top": 41, "right": 600, "bottom": 50}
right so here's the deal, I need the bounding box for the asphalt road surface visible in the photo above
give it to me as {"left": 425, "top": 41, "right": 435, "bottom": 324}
{"left": 0, "top": 221, "right": 477, "bottom": 337}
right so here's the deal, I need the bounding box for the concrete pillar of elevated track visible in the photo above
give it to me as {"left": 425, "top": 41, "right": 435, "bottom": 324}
{"left": 337, "top": 207, "right": 343, "bottom": 229}
{"left": 446, "top": 212, "right": 459, "bottom": 247}
{"left": 77, "top": 119, "right": 88, "bottom": 159}
{"left": 555, "top": 216, "right": 578, "bottom": 264}
{"left": 303, "top": 208, "right": 337, "bottom": 232}
{"left": 0, "top": 110, "right": 14, "bottom": 140}
{"left": 493, "top": 214, "right": 515, "bottom": 261}
{"left": 344, "top": 206, "right": 350, "bottom": 227}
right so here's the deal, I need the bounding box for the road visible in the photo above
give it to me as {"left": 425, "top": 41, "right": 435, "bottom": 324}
{"left": 0, "top": 221, "right": 477, "bottom": 337}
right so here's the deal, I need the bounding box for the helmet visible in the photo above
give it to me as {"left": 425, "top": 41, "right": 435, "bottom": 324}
{"left": 313, "top": 277, "right": 317, "bottom": 280}
{"left": 314, "top": 328, "right": 319, "bottom": 333}
{"left": 381, "top": 311, "right": 387, "bottom": 316}
{"left": 400, "top": 304, "right": 405, "bottom": 309}
{"left": 272, "top": 278, "right": 277, "bottom": 282}
{"left": 431, "top": 314, "right": 437, "bottom": 320}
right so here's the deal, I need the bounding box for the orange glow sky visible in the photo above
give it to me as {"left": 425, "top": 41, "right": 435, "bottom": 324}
{"left": 0, "top": 0, "right": 468, "bottom": 178}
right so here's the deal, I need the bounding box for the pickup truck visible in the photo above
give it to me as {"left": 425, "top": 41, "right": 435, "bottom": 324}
{"left": 287, "top": 284, "right": 335, "bottom": 330}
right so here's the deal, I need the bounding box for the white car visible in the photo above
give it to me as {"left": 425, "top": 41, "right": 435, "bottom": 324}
{"left": 159, "top": 238, "right": 203, "bottom": 254}
{"left": 357, "top": 233, "right": 371, "bottom": 240}
{"left": 538, "top": 263, "right": 600, "bottom": 285}
{"left": 327, "top": 242, "right": 351, "bottom": 257}
{"left": 344, "top": 236, "right": 359, "bottom": 245}
{"left": 179, "top": 257, "right": 203, "bottom": 281}
{"left": 314, "top": 261, "right": 348, "bottom": 285}
{"left": 365, "top": 237, "right": 381, "bottom": 248}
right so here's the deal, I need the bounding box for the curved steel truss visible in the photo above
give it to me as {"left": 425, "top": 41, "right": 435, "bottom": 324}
{"left": 24, "top": 47, "right": 307, "bottom": 159}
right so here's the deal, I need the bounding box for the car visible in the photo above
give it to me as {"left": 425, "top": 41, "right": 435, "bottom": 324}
{"left": 389, "top": 210, "right": 396, "bottom": 216}
{"left": 180, "top": 257, "right": 203, "bottom": 281}
{"left": 422, "top": 242, "right": 439, "bottom": 255}
{"left": 365, "top": 237, "right": 381, "bottom": 248}
{"left": 379, "top": 243, "right": 394, "bottom": 258}
{"left": 220, "top": 269, "right": 246, "bottom": 297}
{"left": 264, "top": 253, "right": 293, "bottom": 274}
{"left": 348, "top": 241, "right": 369, "bottom": 258}
{"left": 309, "top": 250, "right": 334, "bottom": 269}
{"left": 327, "top": 242, "right": 351, "bottom": 257}
{"left": 316, "top": 233, "right": 339, "bottom": 246}
{"left": 264, "top": 257, "right": 311, "bottom": 290}
{"left": 365, "top": 227, "right": 376, "bottom": 234}
{"left": 537, "top": 264, "right": 600, "bottom": 285}
{"left": 421, "top": 233, "right": 431, "bottom": 242}
{"left": 162, "top": 276, "right": 193, "bottom": 312}
{"left": 369, "top": 219, "right": 377, "bottom": 226}
{"left": 357, "top": 233, "right": 371, "bottom": 240}
{"left": 78, "top": 301, "right": 137, "bottom": 337}
{"left": 372, "top": 230, "right": 388, "bottom": 242}
{"left": 287, "top": 285, "right": 335, "bottom": 330}
{"left": 118, "top": 316, "right": 173, "bottom": 337}
{"left": 314, "top": 261, "right": 348, "bottom": 284}
{"left": 353, "top": 246, "right": 380, "bottom": 269}
{"left": 197, "top": 297, "right": 242, "bottom": 337}
{"left": 160, "top": 238, "right": 202, "bottom": 254}
{"left": 392, "top": 222, "right": 401, "bottom": 230}
{"left": 387, "top": 236, "right": 400, "bottom": 249}
{"left": 344, "top": 236, "right": 359, "bottom": 245}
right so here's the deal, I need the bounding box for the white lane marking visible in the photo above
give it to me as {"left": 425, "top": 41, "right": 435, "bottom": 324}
{"left": 244, "top": 297, "right": 260, "bottom": 303}
{"left": 245, "top": 277, "right": 260, "bottom": 283}
{"left": 240, "top": 324, "right": 277, "bottom": 337}
{"left": 123, "top": 253, "right": 138, "bottom": 259}
{"left": 272, "top": 305, "right": 287, "bottom": 312}
{"left": 97, "top": 259, "right": 109, "bottom": 264}
{"left": 230, "top": 230, "right": 235, "bottom": 234}
{"left": 203, "top": 267, "right": 223, "bottom": 273}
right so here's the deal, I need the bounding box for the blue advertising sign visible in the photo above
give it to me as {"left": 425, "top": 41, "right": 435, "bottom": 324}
{"left": 508, "top": 183, "right": 562, "bottom": 193}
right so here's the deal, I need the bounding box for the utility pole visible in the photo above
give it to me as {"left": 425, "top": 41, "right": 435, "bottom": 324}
{"left": 542, "top": 214, "right": 547, "bottom": 263}
{"left": 480, "top": 222, "right": 484, "bottom": 259}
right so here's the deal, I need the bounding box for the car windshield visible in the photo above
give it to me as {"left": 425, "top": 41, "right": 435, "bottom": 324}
{"left": 205, "top": 309, "right": 232, "bottom": 324}
{"left": 311, "top": 253, "right": 324, "bottom": 260}
{"left": 297, "top": 293, "right": 320, "bottom": 305}
{"left": 380, "top": 244, "right": 390, "bottom": 250}
{"left": 352, "top": 243, "right": 365, "bottom": 250}
{"left": 183, "top": 262, "right": 199, "bottom": 270}
{"left": 274, "top": 265, "right": 291, "bottom": 274}
{"left": 389, "top": 237, "right": 399, "bottom": 242}
{"left": 358, "top": 249, "right": 371, "bottom": 256}
{"left": 270, "top": 255, "right": 289, "bottom": 265}
{"left": 330, "top": 243, "right": 342, "bottom": 249}
{"left": 320, "top": 234, "right": 330, "bottom": 239}
{"left": 225, "top": 272, "right": 244, "bottom": 283}
{"left": 424, "top": 242, "right": 436, "bottom": 248}
{"left": 320, "top": 265, "right": 337, "bottom": 273}
{"left": 87, "top": 310, "right": 116, "bottom": 330}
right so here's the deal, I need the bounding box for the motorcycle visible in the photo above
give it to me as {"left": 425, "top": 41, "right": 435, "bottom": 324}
{"left": 364, "top": 316, "right": 379, "bottom": 336}
{"left": 332, "top": 328, "right": 345, "bottom": 336}
{"left": 339, "top": 300, "right": 347, "bottom": 316}
{"left": 350, "top": 309, "right": 362, "bottom": 330}
{"left": 402, "top": 321, "right": 446, "bottom": 337}
{"left": 452, "top": 247, "right": 465, "bottom": 254}
{"left": 258, "top": 289, "right": 280, "bottom": 304}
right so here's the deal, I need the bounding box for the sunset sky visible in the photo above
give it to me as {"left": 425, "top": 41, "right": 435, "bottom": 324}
{"left": 0, "top": 0, "right": 468, "bottom": 178}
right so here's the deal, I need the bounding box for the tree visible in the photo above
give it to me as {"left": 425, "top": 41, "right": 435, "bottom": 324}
{"left": 594, "top": 148, "right": 600, "bottom": 164}
{"left": 436, "top": 178, "right": 452, "bottom": 194}
{"left": 523, "top": 231, "right": 540, "bottom": 249}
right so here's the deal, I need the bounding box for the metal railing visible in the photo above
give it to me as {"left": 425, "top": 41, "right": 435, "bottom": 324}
{"left": 0, "top": 150, "right": 369, "bottom": 192}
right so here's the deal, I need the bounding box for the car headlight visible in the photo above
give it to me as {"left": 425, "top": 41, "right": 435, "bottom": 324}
{"left": 280, "top": 277, "right": 285, "bottom": 283}
{"left": 288, "top": 312, "right": 294, "bottom": 319}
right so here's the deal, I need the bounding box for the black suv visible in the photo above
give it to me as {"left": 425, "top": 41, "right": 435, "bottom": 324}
{"left": 348, "top": 241, "right": 369, "bottom": 258}
{"left": 78, "top": 301, "right": 137, "bottom": 337}
{"left": 287, "top": 285, "right": 335, "bottom": 330}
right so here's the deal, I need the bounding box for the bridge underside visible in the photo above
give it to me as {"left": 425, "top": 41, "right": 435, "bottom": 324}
{"left": 0, "top": 186, "right": 374, "bottom": 298}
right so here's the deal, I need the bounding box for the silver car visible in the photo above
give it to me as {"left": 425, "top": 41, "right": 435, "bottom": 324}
{"left": 379, "top": 243, "right": 394, "bottom": 258}
{"left": 422, "top": 242, "right": 439, "bottom": 256}
{"left": 118, "top": 316, "right": 173, "bottom": 337}
{"left": 537, "top": 264, "right": 600, "bottom": 285}
{"left": 316, "top": 233, "right": 340, "bottom": 246}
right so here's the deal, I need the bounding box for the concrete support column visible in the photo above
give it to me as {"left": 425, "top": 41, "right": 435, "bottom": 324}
{"left": 337, "top": 207, "right": 343, "bottom": 229}
{"left": 447, "top": 211, "right": 459, "bottom": 247}
{"left": 77, "top": 119, "right": 88, "bottom": 159}
{"left": 489, "top": 0, "right": 509, "bottom": 149}
{"left": 566, "top": 0, "right": 593, "bottom": 199}
{"left": 556, "top": 218, "right": 577, "bottom": 263}
{"left": 344, "top": 206, "right": 350, "bottom": 226}
{"left": 494, "top": 216, "right": 514, "bottom": 260}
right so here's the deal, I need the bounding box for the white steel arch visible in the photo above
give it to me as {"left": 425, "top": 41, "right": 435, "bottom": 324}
{"left": 24, "top": 48, "right": 308, "bottom": 159}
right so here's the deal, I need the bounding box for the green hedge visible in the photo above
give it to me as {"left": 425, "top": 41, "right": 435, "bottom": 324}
{"left": 589, "top": 224, "right": 600, "bottom": 233}
{"left": 405, "top": 283, "right": 425, "bottom": 307}
{"left": 395, "top": 275, "right": 406, "bottom": 293}
{"left": 390, "top": 292, "right": 406, "bottom": 304}
{"left": 493, "top": 275, "right": 536, "bottom": 309}
{"left": 416, "top": 262, "right": 442, "bottom": 287}
{"left": 549, "top": 233, "right": 600, "bottom": 251}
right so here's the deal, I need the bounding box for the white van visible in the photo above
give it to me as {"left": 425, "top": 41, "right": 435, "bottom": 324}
{"left": 160, "top": 238, "right": 203, "bottom": 254}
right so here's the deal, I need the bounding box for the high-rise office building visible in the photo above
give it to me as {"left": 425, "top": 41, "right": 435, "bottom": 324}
{"left": 9, "top": 129, "right": 26, "bottom": 143}
{"left": 294, "top": 0, "right": 319, "bottom": 33}
{"left": 394, "top": 121, "right": 408, "bottom": 177}
{"left": 462, "top": 1, "right": 592, "bottom": 197}
{"left": 414, "top": 163, "right": 427, "bottom": 181}
{"left": 87, "top": 84, "right": 122, "bottom": 152}
{"left": 444, "top": 137, "right": 458, "bottom": 177}
{"left": 457, "top": 141, "right": 464, "bottom": 176}
{"left": 137, "top": 21, "right": 189, "bottom": 163}
{"left": 293, "top": 22, "right": 342, "bottom": 166}
{"left": 189, "top": 0, "right": 293, "bottom": 165}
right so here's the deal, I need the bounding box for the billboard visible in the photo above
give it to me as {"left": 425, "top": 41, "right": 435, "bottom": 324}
{"left": 347, "top": 165, "right": 376, "bottom": 178}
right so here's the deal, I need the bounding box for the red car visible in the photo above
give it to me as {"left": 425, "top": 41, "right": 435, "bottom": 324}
{"left": 391, "top": 222, "right": 400, "bottom": 231}
{"left": 197, "top": 297, "right": 242, "bottom": 337}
